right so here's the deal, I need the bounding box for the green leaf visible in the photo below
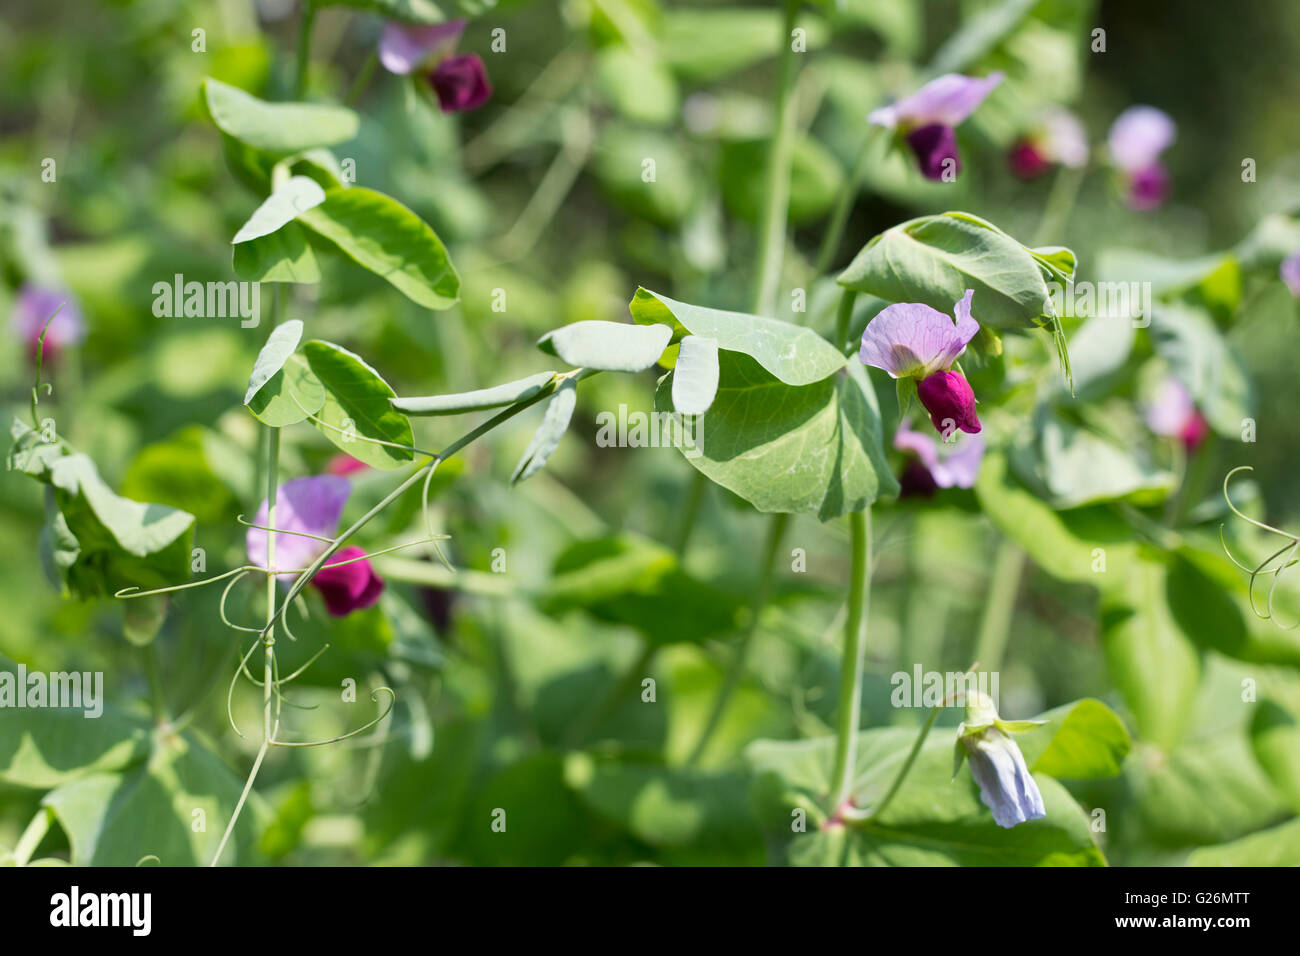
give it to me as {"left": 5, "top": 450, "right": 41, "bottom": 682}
{"left": 1149, "top": 303, "right": 1253, "bottom": 435}
{"left": 231, "top": 176, "right": 326, "bottom": 244}
{"left": 244, "top": 319, "right": 304, "bottom": 404}
{"left": 720, "top": 136, "right": 845, "bottom": 226}
{"left": 247, "top": 353, "right": 327, "bottom": 428}
{"left": 202, "top": 78, "right": 358, "bottom": 155}
{"left": 8, "top": 418, "right": 65, "bottom": 480}
{"left": 48, "top": 455, "right": 196, "bottom": 597}
{"left": 298, "top": 187, "right": 460, "bottom": 310}
{"left": 661, "top": 8, "right": 829, "bottom": 82}
{"left": 232, "top": 222, "right": 320, "bottom": 283}
{"left": 671, "top": 335, "right": 720, "bottom": 415}
{"left": 1031, "top": 414, "right": 1176, "bottom": 508}
{"left": 302, "top": 340, "right": 414, "bottom": 470}
{"left": 313, "top": 0, "right": 462, "bottom": 24}
{"left": 630, "top": 288, "right": 846, "bottom": 385}
{"left": 393, "top": 371, "right": 558, "bottom": 416}
{"left": 538, "top": 320, "right": 672, "bottom": 372}
{"left": 121, "top": 427, "right": 234, "bottom": 525}
{"left": 925, "top": 0, "right": 1039, "bottom": 75}
{"left": 747, "top": 730, "right": 1105, "bottom": 866}
{"left": 837, "top": 212, "right": 1069, "bottom": 332}
{"left": 1186, "top": 816, "right": 1300, "bottom": 866}
{"left": 594, "top": 45, "right": 680, "bottom": 126}
{"left": 657, "top": 354, "right": 896, "bottom": 520}
{"left": 0, "top": 705, "right": 151, "bottom": 789}
{"left": 542, "top": 534, "right": 744, "bottom": 645}
{"left": 592, "top": 126, "right": 697, "bottom": 227}
{"left": 1017, "top": 699, "right": 1132, "bottom": 779}
{"left": 1101, "top": 553, "right": 1202, "bottom": 750}
{"left": 1250, "top": 699, "right": 1300, "bottom": 812}
{"left": 511, "top": 378, "right": 577, "bottom": 483}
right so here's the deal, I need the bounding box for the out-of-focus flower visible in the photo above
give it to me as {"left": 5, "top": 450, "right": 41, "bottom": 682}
{"left": 1280, "top": 251, "right": 1300, "bottom": 297}
{"left": 1108, "top": 106, "right": 1176, "bottom": 210}
{"left": 327, "top": 453, "right": 369, "bottom": 476}
{"left": 868, "top": 73, "right": 1003, "bottom": 181}
{"left": 860, "top": 290, "right": 982, "bottom": 436}
{"left": 246, "top": 475, "right": 384, "bottom": 617}
{"left": 10, "top": 283, "right": 86, "bottom": 362}
{"left": 1144, "top": 376, "right": 1209, "bottom": 451}
{"left": 1009, "top": 108, "right": 1089, "bottom": 180}
{"left": 894, "top": 419, "right": 985, "bottom": 497}
{"left": 377, "top": 20, "right": 491, "bottom": 113}
{"left": 953, "top": 690, "right": 1047, "bottom": 829}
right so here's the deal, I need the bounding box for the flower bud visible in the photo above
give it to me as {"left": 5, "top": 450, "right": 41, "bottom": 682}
{"left": 917, "top": 370, "right": 981, "bottom": 436}
{"left": 905, "top": 123, "right": 960, "bottom": 181}
{"left": 429, "top": 53, "right": 492, "bottom": 113}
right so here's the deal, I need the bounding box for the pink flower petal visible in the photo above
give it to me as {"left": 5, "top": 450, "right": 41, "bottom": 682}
{"left": 1108, "top": 106, "right": 1175, "bottom": 172}
{"left": 246, "top": 475, "right": 350, "bottom": 579}
{"left": 378, "top": 20, "right": 465, "bottom": 75}
{"left": 859, "top": 291, "right": 979, "bottom": 379}
{"left": 869, "top": 72, "right": 1003, "bottom": 130}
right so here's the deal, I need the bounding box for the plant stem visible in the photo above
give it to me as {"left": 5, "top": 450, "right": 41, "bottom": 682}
{"left": 673, "top": 471, "right": 708, "bottom": 555}
{"left": 864, "top": 704, "right": 941, "bottom": 823}
{"left": 12, "top": 807, "right": 53, "bottom": 866}
{"left": 750, "top": 0, "right": 803, "bottom": 316}
{"left": 972, "top": 537, "right": 1026, "bottom": 673}
{"left": 143, "top": 643, "right": 168, "bottom": 724}
{"left": 828, "top": 508, "right": 871, "bottom": 809}
{"left": 294, "top": 1, "right": 316, "bottom": 99}
{"left": 346, "top": 49, "right": 378, "bottom": 106}
{"left": 687, "top": 513, "right": 788, "bottom": 767}
{"left": 565, "top": 642, "right": 657, "bottom": 750}
{"left": 1030, "top": 165, "right": 1085, "bottom": 247}
{"left": 814, "top": 131, "right": 873, "bottom": 276}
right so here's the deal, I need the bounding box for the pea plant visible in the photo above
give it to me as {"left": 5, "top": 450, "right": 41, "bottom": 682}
{"left": 4, "top": 0, "right": 1300, "bottom": 869}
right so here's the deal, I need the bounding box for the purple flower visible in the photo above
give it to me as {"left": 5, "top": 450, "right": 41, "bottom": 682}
{"left": 954, "top": 691, "right": 1047, "bottom": 830}
{"left": 868, "top": 72, "right": 1003, "bottom": 181}
{"left": 894, "top": 419, "right": 985, "bottom": 490}
{"left": 10, "top": 283, "right": 86, "bottom": 362}
{"left": 378, "top": 21, "right": 465, "bottom": 75}
{"left": 1009, "top": 108, "right": 1088, "bottom": 179}
{"left": 859, "top": 290, "right": 982, "bottom": 436}
{"left": 1144, "top": 376, "right": 1209, "bottom": 451}
{"left": 1108, "top": 106, "right": 1176, "bottom": 210}
{"left": 430, "top": 53, "right": 492, "bottom": 113}
{"left": 246, "top": 475, "right": 384, "bottom": 617}
{"left": 1279, "top": 251, "right": 1300, "bottom": 297}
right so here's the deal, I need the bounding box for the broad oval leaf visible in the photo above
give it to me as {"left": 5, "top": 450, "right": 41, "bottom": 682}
{"left": 1017, "top": 698, "right": 1132, "bottom": 779}
{"left": 656, "top": 352, "right": 897, "bottom": 520}
{"left": 248, "top": 353, "right": 327, "bottom": 428}
{"left": 244, "top": 320, "right": 304, "bottom": 404}
{"left": 202, "top": 78, "right": 359, "bottom": 155}
{"left": 631, "top": 288, "right": 846, "bottom": 386}
{"left": 511, "top": 378, "right": 577, "bottom": 483}
{"left": 538, "top": 321, "right": 672, "bottom": 372}
{"left": 301, "top": 340, "right": 414, "bottom": 470}
{"left": 232, "top": 176, "right": 326, "bottom": 244}
{"left": 393, "top": 371, "right": 557, "bottom": 416}
{"left": 298, "top": 187, "right": 460, "bottom": 310}
{"left": 232, "top": 222, "right": 320, "bottom": 284}
{"left": 671, "top": 335, "right": 720, "bottom": 414}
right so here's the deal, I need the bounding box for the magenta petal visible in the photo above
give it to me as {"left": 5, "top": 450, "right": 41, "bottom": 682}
{"left": 1126, "top": 163, "right": 1169, "bottom": 211}
{"left": 918, "top": 370, "right": 981, "bottom": 436}
{"left": 1009, "top": 139, "right": 1050, "bottom": 179}
{"left": 1281, "top": 252, "right": 1300, "bottom": 297}
{"left": 869, "top": 72, "right": 1003, "bottom": 129}
{"left": 429, "top": 53, "right": 492, "bottom": 112}
{"left": 246, "top": 475, "right": 350, "bottom": 579}
{"left": 312, "top": 546, "right": 385, "bottom": 617}
{"left": 906, "top": 123, "right": 960, "bottom": 181}
{"left": 12, "top": 283, "right": 85, "bottom": 360}
{"left": 1108, "top": 106, "right": 1175, "bottom": 172}
{"left": 378, "top": 21, "right": 465, "bottom": 75}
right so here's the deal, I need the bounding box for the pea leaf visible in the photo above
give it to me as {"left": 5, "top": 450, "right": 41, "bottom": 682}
{"left": 1186, "top": 816, "right": 1300, "bottom": 866}
{"left": 232, "top": 223, "right": 320, "bottom": 283}
{"left": 313, "top": 0, "right": 458, "bottom": 24}
{"left": 247, "top": 353, "right": 327, "bottom": 428}
{"left": 231, "top": 176, "right": 326, "bottom": 244}
{"left": 244, "top": 319, "right": 304, "bottom": 404}
{"left": 538, "top": 321, "right": 672, "bottom": 372}
{"left": 1017, "top": 699, "right": 1131, "bottom": 779}
{"left": 202, "top": 78, "right": 358, "bottom": 155}
{"left": 1250, "top": 699, "right": 1300, "bottom": 812}
{"left": 656, "top": 352, "right": 896, "bottom": 520}
{"left": 393, "top": 371, "right": 558, "bottom": 416}
{"left": 511, "top": 378, "right": 577, "bottom": 483}
{"left": 298, "top": 187, "right": 460, "bottom": 310}
{"left": 631, "top": 288, "right": 846, "bottom": 385}
{"left": 301, "top": 340, "right": 414, "bottom": 470}
{"left": 0, "top": 704, "right": 151, "bottom": 790}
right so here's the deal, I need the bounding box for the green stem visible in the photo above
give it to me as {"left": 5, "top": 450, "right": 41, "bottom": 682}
{"left": 686, "top": 513, "right": 788, "bottom": 767}
{"left": 143, "top": 643, "right": 168, "bottom": 724}
{"left": 972, "top": 538, "right": 1026, "bottom": 673}
{"left": 1030, "top": 165, "right": 1085, "bottom": 247}
{"left": 12, "top": 807, "right": 53, "bottom": 866}
{"left": 828, "top": 508, "right": 871, "bottom": 809}
{"left": 862, "top": 704, "right": 942, "bottom": 823}
{"left": 565, "top": 642, "right": 657, "bottom": 750}
{"left": 346, "top": 49, "right": 378, "bottom": 106}
{"left": 294, "top": 1, "right": 316, "bottom": 99}
{"left": 834, "top": 288, "right": 858, "bottom": 354}
{"left": 673, "top": 471, "right": 708, "bottom": 555}
{"left": 814, "top": 131, "right": 873, "bottom": 276}
{"left": 750, "top": 0, "right": 803, "bottom": 316}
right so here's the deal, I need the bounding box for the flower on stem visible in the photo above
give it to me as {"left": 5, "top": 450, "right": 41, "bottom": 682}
{"left": 953, "top": 690, "right": 1046, "bottom": 829}
{"left": 246, "top": 474, "right": 384, "bottom": 617}
{"left": 1008, "top": 108, "right": 1089, "bottom": 180}
{"left": 377, "top": 20, "right": 491, "bottom": 113}
{"left": 1107, "top": 106, "right": 1176, "bottom": 210}
{"left": 894, "top": 419, "right": 985, "bottom": 498}
{"left": 1144, "top": 375, "right": 1209, "bottom": 451}
{"left": 10, "top": 283, "right": 86, "bottom": 363}
{"left": 859, "top": 289, "right": 982, "bottom": 436}
{"left": 868, "top": 72, "right": 1003, "bottom": 181}
{"left": 1280, "top": 251, "right": 1300, "bottom": 298}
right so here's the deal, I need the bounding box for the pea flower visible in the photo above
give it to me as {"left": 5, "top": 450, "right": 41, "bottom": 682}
{"left": 10, "top": 283, "right": 86, "bottom": 363}
{"left": 1009, "top": 108, "right": 1089, "bottom": 180}
{"left": 377, "top": 20, "right": 492, "bottom": 113}
{"left": 1280, "top": 251, "right": 1300, "bottom": 298}
{"left": 246, "top": 475, "right": 384, "bottom": 617}
{"left": 860, "top": 289, "right": 982, "bottom": 436}
{"left": 1108, "top": 106, "right": 1176, "bottom": 210}
{"left": 868, "top": 72, "right": 1003, "bottom": 181}
{"left": 1144, "top": 375, "right": 1209, "bottom": 451}
{"left": 953, "top": 690, "right": 1046, "bottom": 829}
{"left": 894, "top": 419, "right": 985, "bottom": 498}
